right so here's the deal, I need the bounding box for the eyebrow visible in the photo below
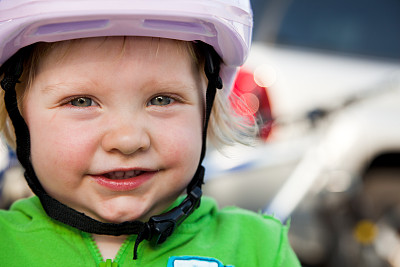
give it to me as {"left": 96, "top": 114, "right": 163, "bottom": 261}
{"left": 40, "top": 82, "right": 92, "bottom": 94}
{"left": 148, "top": 79, "right": 200, "bottom": 93}
{"left": 41, "top": 80, "right": 201, "bottom": 95}
{"left": 41, "top": 84, "right": 65, "bottom": 94}
{"left": 153, "top": 82, "right": 197, "bottom": 92}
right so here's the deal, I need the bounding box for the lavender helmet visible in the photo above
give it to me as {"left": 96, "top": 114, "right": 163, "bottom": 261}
{"left": 0, "top": 0, "right": 253, "bottom": 93}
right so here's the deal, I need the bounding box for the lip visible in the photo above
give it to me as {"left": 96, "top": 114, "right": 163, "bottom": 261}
{"left": 91, "top": 169, "right": 156, "bottom": 191}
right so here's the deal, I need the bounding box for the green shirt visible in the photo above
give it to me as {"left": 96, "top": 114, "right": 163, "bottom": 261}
{"left": 0, "top": 196, "right": 300, "bottom": 266}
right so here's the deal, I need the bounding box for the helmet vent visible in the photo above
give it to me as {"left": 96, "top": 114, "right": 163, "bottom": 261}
{"left": 35, "top": 20, "right": 109, "bottom": 36}
{"left": 143, "top": 19, "right": 214, "bottom": 37}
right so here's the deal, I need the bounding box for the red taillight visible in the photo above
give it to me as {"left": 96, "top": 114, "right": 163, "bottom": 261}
{"left": 231, "top": 67, "right": 273, "bottom": 140}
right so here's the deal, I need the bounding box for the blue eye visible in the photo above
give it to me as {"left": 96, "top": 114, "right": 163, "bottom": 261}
{"left": 149, "top": 96, "right": 174, "bottom": 106}
{"left": 70, "top": 97, "right": 94, "bottom": 107}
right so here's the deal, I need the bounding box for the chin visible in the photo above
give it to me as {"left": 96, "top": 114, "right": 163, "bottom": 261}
{"left": 95, "top": 209, "right": 147, "bottom": 224}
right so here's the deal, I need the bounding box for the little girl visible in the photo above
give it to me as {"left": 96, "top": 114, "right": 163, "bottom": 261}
{"left": 0, "top": 0, "right": 300, "bottom": 266}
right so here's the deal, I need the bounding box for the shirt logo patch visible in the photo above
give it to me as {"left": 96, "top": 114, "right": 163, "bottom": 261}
{"left": 167, "top": 256, "right": 234, "bottom": 267}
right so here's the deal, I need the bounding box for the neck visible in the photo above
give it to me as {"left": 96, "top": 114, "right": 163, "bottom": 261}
{"left": 92, "top": 234, "right": 128, "bottom": 260}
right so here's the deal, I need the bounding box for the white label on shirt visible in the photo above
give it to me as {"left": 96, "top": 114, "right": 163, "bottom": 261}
{"left": 167, "top": 256, "right": 233, "bottom": 267}
{"left": 173, "top": 259, "right": 218, "bottom": 267}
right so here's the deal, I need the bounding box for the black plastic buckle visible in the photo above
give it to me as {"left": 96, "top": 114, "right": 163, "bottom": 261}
{"left": 146, "top": 186, "right": 202, "bottom": 245}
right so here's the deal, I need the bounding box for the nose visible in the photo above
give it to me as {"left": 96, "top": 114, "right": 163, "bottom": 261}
{"left": 101, "top": 116, "right": 151, "bottom": 155}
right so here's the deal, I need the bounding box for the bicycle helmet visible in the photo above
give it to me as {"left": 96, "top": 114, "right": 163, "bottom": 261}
{"left": 0, "top": 0, "right": 253, "bottom": 260}
{"left": 0, "top": 0, "right": 252, "bottom": 94}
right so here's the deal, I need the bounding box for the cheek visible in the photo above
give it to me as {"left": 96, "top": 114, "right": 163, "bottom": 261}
{"left": 156, "top": 116, "right": 203, "bottom": 171}
{"left": 28, "top": 115, "right": 96, "bottom": 175}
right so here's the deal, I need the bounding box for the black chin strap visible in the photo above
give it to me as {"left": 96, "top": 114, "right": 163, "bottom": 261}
{"left": 0, "top": 41, "right": 222, "bottom": 260}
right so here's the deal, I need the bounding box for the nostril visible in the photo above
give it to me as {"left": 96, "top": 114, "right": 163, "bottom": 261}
{"left": 101, "top": 125, "right": 151, "bottom": 155}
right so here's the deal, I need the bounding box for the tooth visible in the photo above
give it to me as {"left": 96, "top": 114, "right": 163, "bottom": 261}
{"left": 104, "top": 170, "right": 145, "bottom": 179}
{"left": 114, "top": 171, "right": 124, "bottom": 179}
{"left": 126, "top": 170, "right": 135, "bottom": 178}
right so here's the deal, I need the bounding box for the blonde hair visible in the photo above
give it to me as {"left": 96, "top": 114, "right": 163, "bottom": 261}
{"left": 0, "top": 38, "right": 257, "bottom": 150}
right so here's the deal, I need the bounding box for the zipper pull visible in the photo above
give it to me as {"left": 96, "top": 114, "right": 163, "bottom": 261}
{"left": 99, "top": 259, "right": 118, "bottom": 267}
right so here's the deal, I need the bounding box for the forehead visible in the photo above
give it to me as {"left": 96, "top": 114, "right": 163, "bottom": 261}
{"left": 28, "top": 36, "right": 207, "bottom": 96}
{"left": 38, "top": 36, "right": 196, "bottom": 69}
{"left": 29, "top": 37, "right": 207, "bottom": 98}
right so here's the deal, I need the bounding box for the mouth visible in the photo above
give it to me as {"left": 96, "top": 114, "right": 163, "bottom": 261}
{"left": 92, "top": 169, "right": 156, "bottom": 191}
{"left": 103, "top": 170, "right": 145, "bottom": 180}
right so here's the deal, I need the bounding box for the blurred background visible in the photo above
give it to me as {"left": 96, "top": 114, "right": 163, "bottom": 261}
{"left": 1, "top": 0, "right": 400, "bottom": 266}
{"left": 203, "top": 0, "right": 400, "bottom": 266}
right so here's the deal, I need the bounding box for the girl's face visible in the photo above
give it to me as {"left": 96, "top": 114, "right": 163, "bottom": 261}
{"left": 22, "top": 37, "right": 205, "bottom": 223}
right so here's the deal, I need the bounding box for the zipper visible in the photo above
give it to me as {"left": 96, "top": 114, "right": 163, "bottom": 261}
{"left": 114, "top": 235, "right": 136, "bottom": 263}
{"left": 99, "top": 259, "right": 119, "bottom": 267}
{"left": 81, "top": 232, "right": 136, "bottom": 267}
{"left": 82, "top": 232, "right": 104, "bottom": 263}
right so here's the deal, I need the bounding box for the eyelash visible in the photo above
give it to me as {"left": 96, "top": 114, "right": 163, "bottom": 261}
{"left": 61, "top": 93, "right": 184, "bottom": 108}
{"left": 148, "top": 95, "right": 173, "bottom": 106}
{"left": 147, "top": 94, "right": 184, "bottom": 107}
{"left": 62, "top": 96, "right": 99, "bottom": 108}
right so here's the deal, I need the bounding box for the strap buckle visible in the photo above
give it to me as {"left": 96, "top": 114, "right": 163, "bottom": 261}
{"left": 146, "top": 185, "right": 202, "bottom": 245}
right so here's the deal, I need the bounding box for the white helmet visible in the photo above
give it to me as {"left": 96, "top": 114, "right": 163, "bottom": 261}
{"left": 0, "top": 0, "right": 253, "bottom": 92}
